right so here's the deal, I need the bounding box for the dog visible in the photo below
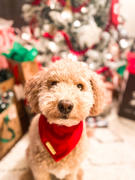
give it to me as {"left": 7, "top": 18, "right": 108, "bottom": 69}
{"left": 25, "top": 59, "right": 105, "bottom": 180}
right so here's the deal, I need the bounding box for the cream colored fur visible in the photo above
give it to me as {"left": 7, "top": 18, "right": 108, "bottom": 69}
{"left": 25, "top": 59, "right": 105, "bottom": 180}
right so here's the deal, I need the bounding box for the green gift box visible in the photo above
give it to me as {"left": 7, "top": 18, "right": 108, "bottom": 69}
{"left": 2, "top": 42, "right": 39, "bottom": 84}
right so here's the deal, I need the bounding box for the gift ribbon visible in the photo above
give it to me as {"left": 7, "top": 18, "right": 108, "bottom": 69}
{"left": 7, "top": 61, "right": 19, "bottom": 84}
{"left": 2, "top": 42, "right": 38, "bottom": 62}
{"left": 0, "top": 115, "right": 15, "bottom": 143}
{"left": 43, "top": 31, "right": 90, "bottom": 56}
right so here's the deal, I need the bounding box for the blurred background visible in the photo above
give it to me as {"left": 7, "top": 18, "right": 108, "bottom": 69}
{"left": 0, "top": 0, "right": 135, "bottom": 180}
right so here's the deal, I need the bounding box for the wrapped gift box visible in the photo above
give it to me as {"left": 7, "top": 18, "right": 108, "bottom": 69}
{"left": 118, "top": 52, "right": 135, "bottom": 120}
{"left": 8, "top": 59, "right": 39, "bottom": 84}
{"left": 2, "top": 42, "right": 39, "bottom": 84}
{"left": 0, "top": 69, "right": 14, "bottom": 93}
{"left": 0, "top": 103, "right": 22, "bottom": 159}
{"left": 0, "top": 77, "right": 14, "bottom": 93}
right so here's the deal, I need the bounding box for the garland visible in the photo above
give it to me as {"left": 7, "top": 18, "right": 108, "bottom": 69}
{"left": 43, "top": 31, "right": 90, "bottom": 56}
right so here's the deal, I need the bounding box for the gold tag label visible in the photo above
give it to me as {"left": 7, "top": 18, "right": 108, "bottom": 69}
{"left": 45, "top": 141, "right": 56, "bottom": 155}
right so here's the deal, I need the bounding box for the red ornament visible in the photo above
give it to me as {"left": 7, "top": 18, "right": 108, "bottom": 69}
{"left": 51, "top": 56, "right": 61, "bottom": 62}
{"left": 106, "top": 0, "right": 119, "bottom": 30}
{"left": 96, "top": 66, "right": 113, "bottom": 81}
{"left": 96, "top": 66, "right": 110, "bottom": 74}
{"left": 37, "top": 61, "right": 43, "bottom": 70}
{"left": 111, "top": 0, "right": 119, "bottom": 27}
{"left": 43, "top": 32, "right": 54, "bottom": 39}
{"left": 39, "top": 115, "right": 83, "bottom": 162}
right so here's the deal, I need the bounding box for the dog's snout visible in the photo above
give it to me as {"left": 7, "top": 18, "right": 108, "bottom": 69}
{"left": 58, "top": 100, "right": 73, "bottom": 114}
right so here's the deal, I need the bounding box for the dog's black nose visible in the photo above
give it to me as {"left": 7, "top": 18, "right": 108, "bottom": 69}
{"left": 58, "top": 100, "right": 73, "bottom": 114}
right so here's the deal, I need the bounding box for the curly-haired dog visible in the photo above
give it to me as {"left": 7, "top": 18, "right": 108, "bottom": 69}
{"left": 25, "top": 59, "right": 105, "bottom": 180}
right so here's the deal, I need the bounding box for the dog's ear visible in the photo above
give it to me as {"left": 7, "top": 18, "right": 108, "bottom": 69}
{"left": 25, "top": 70, "right": 45, "bottom": 113}
{"left": 89, "top": 72, "right": 105, "bottom": 116}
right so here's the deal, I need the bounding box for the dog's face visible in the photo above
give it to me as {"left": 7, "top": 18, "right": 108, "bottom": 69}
{"left": 25, "top": 60, "right": 104, "bottom": 126}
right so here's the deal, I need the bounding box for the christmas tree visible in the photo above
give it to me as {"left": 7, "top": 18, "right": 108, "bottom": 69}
{"left": 21, "top": 0, "right": 132, "bottom": 75}
{"left": 20, "top": 0, "right": 134, "bottom": 127}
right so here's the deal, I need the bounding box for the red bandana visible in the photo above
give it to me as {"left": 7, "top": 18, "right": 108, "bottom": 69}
{"left": 39, "top": 115, "right": 83, "bottom": 162}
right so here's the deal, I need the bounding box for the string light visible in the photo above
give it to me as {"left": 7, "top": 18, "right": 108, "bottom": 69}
{"left": 21, "top": 33, "right": 30, "bottom": 40}
{"left": 49, "top": 42, "right": 58, "bottom": 52}
{"left": 73, "top": 20, "right": 81, "bottom": 27}
{"left": 81, "top": 7, "right": 88, "bottom": 13}
{"left": 61, "top": 10, "right": 73, "bottom": 22}
{"left": 68, "top": 53, "right": 77, "bottom": 61}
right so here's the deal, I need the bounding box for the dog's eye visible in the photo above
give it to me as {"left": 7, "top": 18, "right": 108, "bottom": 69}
{"left": 77, "top": 84, "right": 83, "bottom": 91}
{"left": 50, "top": 81, "right": 58, "bottom": 86}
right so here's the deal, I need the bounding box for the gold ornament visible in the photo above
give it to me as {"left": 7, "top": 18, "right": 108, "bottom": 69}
{"left": 65, "top": 0, "right": 72, "bottom": 11}
{"left": 61, "top": 0, "right": 73, "bottom": 22}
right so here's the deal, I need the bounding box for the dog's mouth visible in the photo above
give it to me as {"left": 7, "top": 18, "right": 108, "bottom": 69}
{"left": 60, "top": 114, "right": 69, "bottom": 119}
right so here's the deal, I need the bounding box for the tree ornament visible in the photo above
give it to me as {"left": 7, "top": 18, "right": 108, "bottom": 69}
{"left": 111, "top": 0, "right": 119, "bottom": 27}
{"left": 76, "top": 19, "right": 101, "bottom": 48}
{"left": 51, "top": 56, "right": 61, "bottom": 62}
{"left": 47, "top": 0, "right": 56, "bottom": 9}
{"left": 0, "top": 102, "right": 8, "bottom": 113}
{"left": 101, "top": 32, "right": 110, "bottom": 43}
{"left": 41, "top": 7, "right": 52, "bottom": 21}
{"left": 22, "top": 4, "right": 32, "bottom": 12}
{"left": 73, "top": 20, "right": 81, "bottom": 28}
{"left": 81, "top": 7, "right": 88, "bottom": 14}
{"left": 109, "top": 42, "right": 120, "bottom": 60}
{"left": 106, "top": 0, "right": 119, "bottom": 28}
{"left": 61, "top": 0, "right": 73, "bottom": 23}
{"left": 119, "top": 39, "right": 129, "bottom": 49}
{"left": 48, "top": 41, "right": 59, "bottom": 53}
{"left": 105, "top": 53, "right": 113, "bottom": 61}
{"left": 34, "top": 27, "right": 41, "bottom": 38}
{"left": 87, "top": 50, "right": 100, "bottom": 61}
{"left": 68, "top": 53, "right": 77, "bottom": 61}
{"left": 117, "top": 25, "right": 128, "bottom": 38}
